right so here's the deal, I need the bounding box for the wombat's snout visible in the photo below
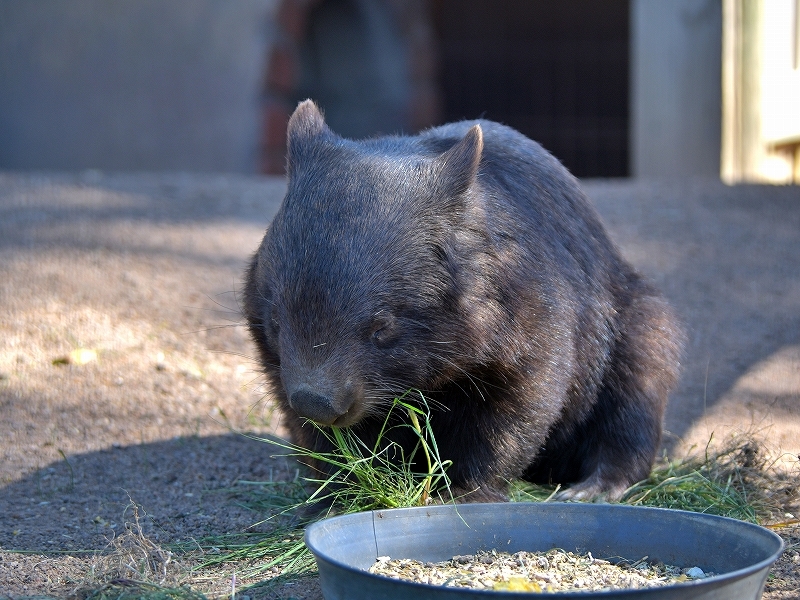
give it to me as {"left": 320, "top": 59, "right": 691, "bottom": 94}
{"left": 289, "top": 388, "right": 353, "bottom": 426}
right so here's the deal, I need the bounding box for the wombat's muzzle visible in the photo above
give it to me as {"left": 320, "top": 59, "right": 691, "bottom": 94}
{"left": 289, "top": 388, "right": 352, "bottom": 426}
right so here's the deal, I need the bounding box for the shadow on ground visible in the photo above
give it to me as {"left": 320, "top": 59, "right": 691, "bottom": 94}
{"left": 0, "top": 430, "right": 296, "bottom": 553}
{"left": 0, "top": 429, "right": 317, "bottom": 598}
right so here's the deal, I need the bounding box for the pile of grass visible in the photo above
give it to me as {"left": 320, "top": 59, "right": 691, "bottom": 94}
{"left": 71, "top": 504, "right": 203, "bottom": 600}
{"left": 278, "top": 390, "right": 452, "bottom": 513}
{"left": 622, "top": 439, "right": 789, "bottom": 522}
{"left": 512, "top": 436, "right": 798, "bottom": 524}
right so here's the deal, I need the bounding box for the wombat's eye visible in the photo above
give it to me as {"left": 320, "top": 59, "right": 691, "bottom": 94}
{"left": 371, "top": 327, "right": 389, "bottom": 348}
{"left": 370, "top": 315, "right": 397, "bottom": 349}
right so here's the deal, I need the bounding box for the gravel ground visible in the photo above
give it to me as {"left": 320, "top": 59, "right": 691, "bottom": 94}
{"left": 0, "top": 172, "right": 798, "bottom": 598}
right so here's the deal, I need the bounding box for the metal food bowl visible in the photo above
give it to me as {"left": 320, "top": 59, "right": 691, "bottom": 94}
{"left": 304, "top": 502, "right": 783, "bottom": 599}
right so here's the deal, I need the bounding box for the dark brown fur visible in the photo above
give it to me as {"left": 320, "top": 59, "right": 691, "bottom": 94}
{"left": 243, "top": 100, "right": 683, "bottom": 501}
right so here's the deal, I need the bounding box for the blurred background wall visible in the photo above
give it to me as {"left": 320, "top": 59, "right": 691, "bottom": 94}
{"left": 1, "top": 0, "right": 797, "bottom": 182}
{"left": 630, "top": 0, "right": 722, "bottom": 179}
{"left": 0, "top": 0, "right": 279, "bottom": 172}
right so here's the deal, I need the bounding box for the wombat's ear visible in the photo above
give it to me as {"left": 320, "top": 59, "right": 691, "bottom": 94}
{"left": 286, "top": 100, "right": 330, "bottom": 175}
{"left": 435, "top": 124, "right": 483, "bottom": 196}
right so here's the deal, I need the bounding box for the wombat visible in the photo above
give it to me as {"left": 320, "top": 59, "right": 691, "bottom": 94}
{"left": 244, "top": 100, "right": 683, "bottom": 502}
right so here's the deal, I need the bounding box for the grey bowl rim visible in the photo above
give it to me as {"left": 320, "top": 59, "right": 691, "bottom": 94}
{"left": 304, "top": 502, "right": 785, "bottom": 597}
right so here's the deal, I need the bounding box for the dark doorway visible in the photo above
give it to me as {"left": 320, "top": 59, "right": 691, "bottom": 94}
{"left": 431, "top": 0, "right": 630, "bottom": 177}
{"left": 293, "top": 0, "right": 410, "bottom": 140}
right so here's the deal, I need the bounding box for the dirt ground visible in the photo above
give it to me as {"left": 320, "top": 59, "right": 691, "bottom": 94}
{"left": 0, "top": 172, "right": 798, "bottom": 598}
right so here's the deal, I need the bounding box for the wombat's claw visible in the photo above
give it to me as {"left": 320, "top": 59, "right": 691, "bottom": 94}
{"left": 554, "top": 487, "right": 607, "bottom": 503}
{"left": 555, "top": 479, "right": 626, "bottom": 503}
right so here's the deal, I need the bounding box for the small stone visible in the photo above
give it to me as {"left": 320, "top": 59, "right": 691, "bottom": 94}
{"left": 536, "top": 556, "right": 549, "bottom": 569}
{"left": 685, "top": 567, "right": 706, "bottom": 579}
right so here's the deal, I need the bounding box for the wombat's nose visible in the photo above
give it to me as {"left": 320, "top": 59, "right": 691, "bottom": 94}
{"left": 289, "top": 389, "right": 347, "bottom": 426}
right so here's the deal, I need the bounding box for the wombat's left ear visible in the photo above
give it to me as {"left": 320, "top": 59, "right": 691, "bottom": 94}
{"left": 435, "top": 124, "right": 483, "bottom": 197}
{"left": 286, "top": 100, "right": 330, "bottom": 175}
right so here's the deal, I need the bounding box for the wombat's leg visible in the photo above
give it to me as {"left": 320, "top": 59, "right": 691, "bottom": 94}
{"left": 558, "top": 294, "right": 683, "bottom": 501}
{"left": 429, "top": 377, "right": 564, "bottom": 504}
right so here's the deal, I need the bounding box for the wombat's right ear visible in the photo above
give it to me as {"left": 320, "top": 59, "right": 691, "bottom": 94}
{"left": 434, "top": 124, "right": 483, "bottom": 197}
{"left": 286, "top": 100, "right": 330, "bottom": 175}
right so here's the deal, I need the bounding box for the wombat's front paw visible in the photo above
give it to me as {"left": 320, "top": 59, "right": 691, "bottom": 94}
{"left": 555, "top": 475, "right": 629, "bottom": 502}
